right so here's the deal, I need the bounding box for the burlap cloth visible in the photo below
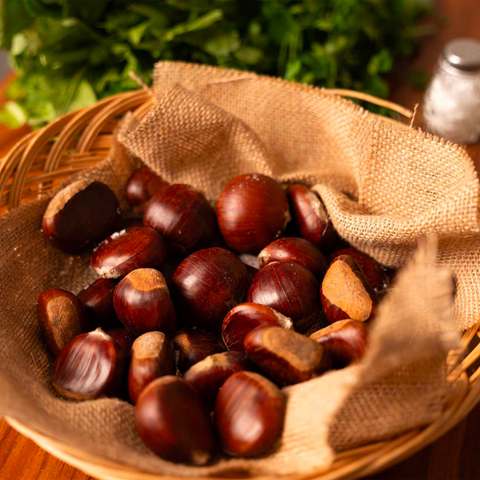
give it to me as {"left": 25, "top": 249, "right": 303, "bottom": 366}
{"left": 0, "top": 61, "right": 478, "bottom": 476}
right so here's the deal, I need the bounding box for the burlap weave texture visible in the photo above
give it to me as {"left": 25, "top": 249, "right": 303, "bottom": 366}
{"left": 0, "top": 62, "right": 472, "bottom": 476}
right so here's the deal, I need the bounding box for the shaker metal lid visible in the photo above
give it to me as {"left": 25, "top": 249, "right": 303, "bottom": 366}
{"left": 443, "top": 38, "right": 480, "bottom": 72}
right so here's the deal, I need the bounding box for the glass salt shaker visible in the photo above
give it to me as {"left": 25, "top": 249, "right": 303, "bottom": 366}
{"left": 423, "top": 38, "right": 480, "bottom": 144}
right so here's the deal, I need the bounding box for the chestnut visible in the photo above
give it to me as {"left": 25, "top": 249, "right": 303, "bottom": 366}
{"left": 247, "top": 261, "right": 321, "bottom": 332}
{"left": 42, "top": 180, "right": 121, "bottom": 253}
{"left": 78, "top": 278, "right": 120, "bottom": 329}
{"left": 320, "top": 255, "right": 378, "bottom": 324}
{"left": 215, "top": 371, "right": 285, "bottom": 457}
{"left": 328, "top": 248, "right": 389, "bottom": 293}
{"left": 173, "top": 328, "right": 226, "bottom": 372}
{"left": 171, "top": 248, "right": 248, "bottom": 330}
{"left": 287, "top": 184, "right": 338, "bottom": 251}
{"left": 106, "top": 328, "right": 137, "bottom": 354}
{"left": 244, "top": 326, "right": 329, "bottom": 385}
{"left": 113, "top": 268, "right": 176, "bottom": 336}
{"left": 310, "top": 319, "right": 368, "bottom": 368}
{"left": 129, "top": 331, "right": 176, "bottom": 404}
{"left": 91, "top": 227, "right": 168, "bottom": 279}
{"left": 136, "top": 376, "right": 217, "bottom": 465}
{"left": 51, "top": 328, "right": 127, "bottom": 400}
{"left": 183, "top": 351, "right": 253, "bottom": 407}
{"left": 125, "top": 166, "right": 168, "bottom": 211}
{"left": 222, "top": 303, "right": 293, "bottom": 354}
{"left": 217, "top": 173, "right": 290, "bottom": 253}
{"left": 37, "top": 288, "right": 89, "bottom": 356}
{"left": 143, "top": 184, "right": 217, "bottom": 254}
{"left": 258, "top": 237, "right": 327, "bottom": 281}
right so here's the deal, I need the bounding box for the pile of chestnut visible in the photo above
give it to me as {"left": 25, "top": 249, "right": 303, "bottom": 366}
{"left": 38, "top": 168, "right": 390, "bottom": 465}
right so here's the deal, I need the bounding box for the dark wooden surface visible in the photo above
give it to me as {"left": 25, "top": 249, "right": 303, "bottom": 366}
{"left": 1, "top": 1, "right": 480, "bottom": 478}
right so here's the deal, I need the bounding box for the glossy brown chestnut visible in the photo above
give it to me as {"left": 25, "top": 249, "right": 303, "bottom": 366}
{"left": 51, "top": 328, "right": 127, "bottom": 400}
{"left": 258, "top": 237, "right": 327, "bottom": 281}
{"left": 222, "top": 303, "right": 293, "bottom": 354}
{"left": 42, "top": 180, "right": 121, "bottom": 254}
{"left": 143, "top": 184, "right": 217, "bottom": 254}
{"left": 174, "top": 328, "right": 226, "bottom": 372}
{"left": 171, "top": 248, "right": 248, "bottom": 330}
{"left": 217, "top": 173, "right": 291, "bottom": 253}
{"left": 215, "top": 371, "right": 285, "bottom": 457}
{"left": 310, "top": 319, "right": 368, "bottom": 368}
{"left": 78, "top": 278, "right": 120, "bottom": 329}
{"left": 247, "top": 261, "right": 321, "bottom": 332}
{"left": 113, "top": 268, "right": 176, "bottom": 336}
{"left": 244, "top": 326, "right": 329, "bottom": 385}
{"left": 136, "top": 376, "right": 217, "bottom": 465}
{"left": 287, "top": 184, "right": 338, "bottom": 251}
{"left": 91, "top": 227, "right": 168, "bottom": 279}
{"left": 129, "top": 331, "right": 176, "bottom": 404}
{"left": 125, "top": 166, "right": 168, "bottom": 211}
{"left": 106, "top": 328, "right": 137, "bottom": 354}
{"left": 183, "top": 351, "right": 253, "bottom": 407}
{"left": 320, "top": 255, "right": 378, "bottom": 324}
{"left": 37, "top": 288, "right": 89, "bottom": 356}
{"left": 328, "top": 248, "right": 389, "bottom": 293}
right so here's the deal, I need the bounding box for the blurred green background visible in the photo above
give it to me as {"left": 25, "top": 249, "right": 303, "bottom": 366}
{"left": 0, "top": 0, "right": 433, "bottom": 128}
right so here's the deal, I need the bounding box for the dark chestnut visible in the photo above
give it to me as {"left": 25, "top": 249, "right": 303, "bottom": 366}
{"left": 78, "top": 278, "right": 120, "bottom": 329}
{"left": 37, "top": 288, "right": 89, "bottom": 356}
{"left": 42, "top": 180, "right": 121, "bottom": 253}
{"left": 174, "top": 328, "right": 226, "bottom": 372}
{"left": 328, "top": 248, "right": 389, "bottom": 293}
{"left": 244, "top": 326, "right": 329, "bottom": 385}
{"left": 247, "top": 261, "right": 321, "bottom": 332}
{"left": 310, "top": 319, "right": 368, "bottom": 368}
{"left": 320, "top": 255, "right": 378, "bottom": 324}
{"left": 258, "top": 237, "right": 327, "bottom": 281}
{"left": 217, "top": 173, "right": 290, "bottom": 253}
{"left": 106, "top": 328, "right": 137, "bottom": 354}
{"left": 171, "top": 248, "right": 248, "bottom": 330}
{"left": 129, "top": 331, "right": 176, "bottom": 404}
{"left": 113, "top": 268, "right": 176, "bottom": 336}
{"left": 91, "top": 227, "right": 168, "bottom": 279}
{"left": 215, "top": 371, "right": 285, "bottom": 457}
{"left": 222, "top": 303, "right": 293, "bottom": 354}
{"left": 287, "top": 184, "right": 338, "bottom": 251}
{"left": 143, "top": 184, "right": 217, "bottom": 254}
{"left": 136, "top": 376, "right": 217, "bottom": 465}
{"left": 183, "top": 351, "right": 253, "bottom": 407}
{"left": 51, "top": 328, "right": 127, "bottom": 400}
{"left": 125, "top": 166, "right": 168, "bottom": 211}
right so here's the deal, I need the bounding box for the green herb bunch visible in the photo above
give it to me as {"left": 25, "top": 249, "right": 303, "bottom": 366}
{"left": 0, "top": 0, "right": 432, "bottom": 128}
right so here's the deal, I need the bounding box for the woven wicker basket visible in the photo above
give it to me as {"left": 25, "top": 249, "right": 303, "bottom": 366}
{"left": 1, "top": 87, "right": 478, "bottom": 480}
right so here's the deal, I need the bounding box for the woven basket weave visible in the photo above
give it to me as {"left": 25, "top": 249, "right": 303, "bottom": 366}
{"left": 1, "top": 87, "right": 479, "bottom": 480}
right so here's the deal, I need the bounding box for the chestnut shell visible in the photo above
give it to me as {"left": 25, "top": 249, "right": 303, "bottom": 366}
{"left": 91, "top": 227, "right": 168, "bottom": 279}
{"left": 247, "top": 261, "right": 321, "bottom": 332}
{"left": 51, "top": 329, "right": 127, "bottom": 400}
{"left": 42, "top": 180, "right": 121, "bottom": 254}
{"left": 143, "top": 184, "right": 217, "bottom": 254}
{"left": 171, "top": 248, "right": 248, "bottom": 330}
{"left": 217, "top": 173, "right": 290, "bottom": 253}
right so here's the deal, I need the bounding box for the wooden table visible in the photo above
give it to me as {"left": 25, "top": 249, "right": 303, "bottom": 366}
{"left": 1, "top": 1, "right": 480, "bottom": 478}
